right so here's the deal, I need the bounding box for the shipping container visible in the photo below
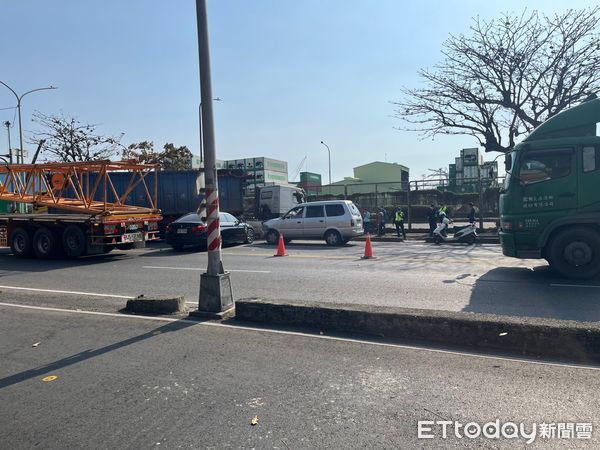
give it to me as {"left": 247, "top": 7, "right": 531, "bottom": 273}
{"left": 264, "top": 157, "right": 288, "bottom": 174}
{"left": 74, "top": 170, "right": 244, "bottom": 222}
{"left": 461, "top": 148, "right": 480, "bottom": 166}
{"left": 455, "top": 157, "right": 463, "bottom": 172}
{"left": 463, "top": 165, "right": 480, "bottom": 181}
{"left": 300, "top": 172, "right": 322, "bottom": 184}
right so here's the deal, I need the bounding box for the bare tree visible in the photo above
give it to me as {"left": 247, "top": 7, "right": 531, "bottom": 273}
{"left": 394, "top": 8, "right": 600, "bottom": 152}
{"left": 31, "top": 112, "right": 122, "bottom": 162}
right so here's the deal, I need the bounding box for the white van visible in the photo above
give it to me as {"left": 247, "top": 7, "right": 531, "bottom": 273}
{"left": 262, "top": 200, "right": 364, "bottom": 246}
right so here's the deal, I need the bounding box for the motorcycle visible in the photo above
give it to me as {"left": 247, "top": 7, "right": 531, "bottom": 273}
{"left": 433, "top": 219, "right": 477, "bottom": 244}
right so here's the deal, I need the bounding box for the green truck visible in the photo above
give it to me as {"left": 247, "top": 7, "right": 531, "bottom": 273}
{"left": 499, "top": 94, "right": 600, "bottom": 279}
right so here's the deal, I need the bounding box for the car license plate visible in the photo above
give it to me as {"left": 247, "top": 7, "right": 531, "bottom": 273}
{"left": 122, "top": 232, "right": 143, "bottom": 243}
{"left": 177, "top": 228, "right": 188, "bottom": 234}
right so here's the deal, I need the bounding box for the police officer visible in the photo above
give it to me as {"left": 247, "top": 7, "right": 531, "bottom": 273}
{"left": 394, "top": 208, "right": 406, "bottom": 239}
{"left": 438, "top": 203, "right": 448, "bottom": 222}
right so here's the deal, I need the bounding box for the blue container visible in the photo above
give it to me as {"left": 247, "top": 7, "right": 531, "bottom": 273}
{"left": 78, "top": 170, "right": 243, "bottom": 219}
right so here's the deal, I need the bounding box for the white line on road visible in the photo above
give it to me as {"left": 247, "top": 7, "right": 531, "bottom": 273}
{"left": 0, "top": 285, "right": 134, "bottom": 299}
{"left": 143, "top": 266, "right": 271, "bottom": 274}
{"left": 0, "top": 301, "right": 598, "bottom": 373}
{"left": 550, "top": 283, "right": 600, "bottom": 289}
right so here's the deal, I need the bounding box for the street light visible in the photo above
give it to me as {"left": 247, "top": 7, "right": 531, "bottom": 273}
{"left": 0, "top": 81, "right": 57, "bottom": 163}
{"left": 320, "top": 140, "right": 331, "bottom": 186}
{"left": 3, "top": 121, "right": 12, "bottom": 164}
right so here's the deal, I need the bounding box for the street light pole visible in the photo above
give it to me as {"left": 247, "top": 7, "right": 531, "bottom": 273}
{"left": 193, "top": 0, "right": 234, "bottom": 318}
{"left": 320, "top": 140, "right": 331, "bottom": 185}
{"left": 0, "top": 81, "right": 57, "bottom": 163}
{"left": 199, "top": 97, "right": 221, "bottom": 163}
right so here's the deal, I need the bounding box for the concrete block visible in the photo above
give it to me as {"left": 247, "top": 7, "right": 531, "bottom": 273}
{"left": 125, "top": 295, "right": 186, "bottom": 315}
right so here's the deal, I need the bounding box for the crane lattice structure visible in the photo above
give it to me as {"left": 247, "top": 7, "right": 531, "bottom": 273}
{"left": 0, "top": 160, "right": 160, "bottom": 217}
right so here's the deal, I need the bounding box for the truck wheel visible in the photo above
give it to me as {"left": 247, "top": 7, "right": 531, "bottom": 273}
{"left": 325, "top": 230, "right": 342, "bottom": 246}
{"left": 62, "top": 225, "right": 86, "bottom": 258}
{"left": 548, "top": 227, "right": 600, "bottom": 279}
{"left": 10, "top": 227, "right": 33, "bottom": 258}
{"left": 265, "top": 229, "right": 279, "bottom": 245}
{"left": 33, "top": 227, "right": 57, "bottom": 259}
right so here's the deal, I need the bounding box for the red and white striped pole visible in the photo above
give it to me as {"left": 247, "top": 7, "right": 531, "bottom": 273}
{"left": 194, "top": 0, "right": 233, "bottom": 315}
{"left": 205, "top": 187, "right": 221, "bottom": 254}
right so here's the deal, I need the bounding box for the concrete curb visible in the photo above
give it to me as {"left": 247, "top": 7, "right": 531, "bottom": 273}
{"left": 125, "top": 295, "right": 186, "bottom": 315}
{"left": 235, "top": 299, "right": 600, "bottom": 363}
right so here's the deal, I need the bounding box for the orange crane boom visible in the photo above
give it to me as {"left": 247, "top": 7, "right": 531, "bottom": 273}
{"left": 0, "top": 160, "right": 160, "bottom": 218}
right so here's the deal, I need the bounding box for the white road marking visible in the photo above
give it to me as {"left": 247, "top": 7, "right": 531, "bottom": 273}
{"left": 143, "top": 266, "right": 271, "bottom": 274}
{"left": 550, "top": 283, "right": 600, "bottom": 289}
{"left": 0, "top": 285, "right": 133, "bottom": 299}
{"left": 0, "top": 301, "right": 598, "bottom": 372}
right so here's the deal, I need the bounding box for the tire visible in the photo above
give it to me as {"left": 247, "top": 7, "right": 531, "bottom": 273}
{"left": 62, "top": 225, "right": 87, "bottom": 258}
{"left": 434, "top": 235, "right": 441, "bottom": 245}
{"left": 10, "top": 227, "right": 33, "bottom": 258}
{"left": 244, "top": 227, "right": 255, "bottom": 244}
{"left": 324, "top": 230, "right": 343, "bottom": 246}
{"left": 33, "top": 227, "right": 58, "bottom": 259}
{"left": 265, "top": 229, "right": 279, "bottom": 245}
{"left": 548, "top": 227, "right": 600, "bottom": 279}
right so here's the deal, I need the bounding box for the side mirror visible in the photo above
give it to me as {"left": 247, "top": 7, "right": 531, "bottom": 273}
{"left": 504, "top": 153, "right": 512, "bottom": 172}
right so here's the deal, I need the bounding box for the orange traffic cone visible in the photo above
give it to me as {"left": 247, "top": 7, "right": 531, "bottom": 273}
{"left": 362, "top": 233, "right": 374, "bottom": 259}
{"left": 275, "top": 233, "right": 287, "bottom": 257}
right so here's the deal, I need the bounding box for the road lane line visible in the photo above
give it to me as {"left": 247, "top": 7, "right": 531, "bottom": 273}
{"left": 0, "top": 285, "right": 134, "bottom": 299}
{"left": 143, "top": 266, "right": 270, "bottom": 274}
{"left": 0, "top": 301, "right": 598, "bottom": 372}
{"left": 550, "top": 283, "right": 600, "bottom": 289}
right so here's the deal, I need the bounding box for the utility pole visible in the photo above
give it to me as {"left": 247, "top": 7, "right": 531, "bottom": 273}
{"left": 192, "top": 0, "right": 234, "bottom": 318}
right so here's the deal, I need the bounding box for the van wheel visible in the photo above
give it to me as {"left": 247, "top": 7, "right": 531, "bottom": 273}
{"left": 549, "top": 227, "right": 600, "bottom": 279}
{"left": 33, "top": 227, "right": 57, "bottom": 259}
{"left": 265, "top": 229, "right": 279, "bottom": 245}
{"left": 10, "top": 227, "right": 33, "bottom": 258}
{"left": 325, "top": 230, "right": 342, "bottom": 246}
{"left": 62, "top": 225, "right": 86, "bottom": 257}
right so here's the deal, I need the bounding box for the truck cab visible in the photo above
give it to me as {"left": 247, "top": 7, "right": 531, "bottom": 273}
{"left": 500, "top": 94, "right": 600, "bottom": 278}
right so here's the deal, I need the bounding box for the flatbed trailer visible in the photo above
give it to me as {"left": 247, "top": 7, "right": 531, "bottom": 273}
{"left": 0, "top": 160, "right": 162, "bottom": 258}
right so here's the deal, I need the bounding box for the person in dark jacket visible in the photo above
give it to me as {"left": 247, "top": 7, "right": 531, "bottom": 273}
{"left": 427, "top": 204, "right": 437, "bottom": 236}
{"left": 468, "top": 202, "right": 476, "bottom": 224}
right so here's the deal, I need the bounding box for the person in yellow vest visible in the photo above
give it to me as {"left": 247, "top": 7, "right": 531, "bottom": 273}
{"left": 393, "top": 208, "right": 406, "bottom": 239}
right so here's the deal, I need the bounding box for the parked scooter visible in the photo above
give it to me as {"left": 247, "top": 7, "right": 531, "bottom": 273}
{"left": 433, "top": 213, "right": 477, "bottom": 244}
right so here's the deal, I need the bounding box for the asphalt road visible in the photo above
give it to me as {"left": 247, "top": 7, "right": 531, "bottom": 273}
{"left": 1, "top": 304, "right": 599, "bottom": 448}
{"left": 1, "top": 241, "right": 600, "bottom": 322}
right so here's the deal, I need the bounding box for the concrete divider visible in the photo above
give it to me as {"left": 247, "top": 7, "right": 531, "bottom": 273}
{"left": 235, "top": 298, "right": 600, "bottom": 363}
{"left": 125, "top": 295, "right": 186, "bottom": 314}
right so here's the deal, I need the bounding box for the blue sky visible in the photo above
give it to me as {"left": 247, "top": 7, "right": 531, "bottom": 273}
{"left": 0, "top": 0, "right": 596, "bottom": 181}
